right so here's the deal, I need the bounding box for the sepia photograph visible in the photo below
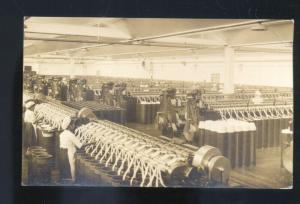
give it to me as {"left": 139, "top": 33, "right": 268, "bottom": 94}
{"left": 22, "top": 17, "right": 293, "bottom": 188}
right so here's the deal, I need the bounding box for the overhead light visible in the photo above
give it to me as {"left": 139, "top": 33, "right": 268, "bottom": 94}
{"left": 82, "top": 48, "right": 89, "bottom": 52}
{"left": 251, "top": 23, "right": 267, "bottom": 31}
{"left": 132, "top": 40, "right": 143, "bottom": 45}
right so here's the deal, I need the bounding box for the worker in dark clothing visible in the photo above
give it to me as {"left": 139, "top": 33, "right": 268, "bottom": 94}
{"left": 157, "top": 88, "right": 184, "bottom": 140}
{"left": 183, "top": 89, "right": 203, "bottom": 143}
{"left": 60, "top": 78, "right": 69, "bottom": 101}
{"left": 103, "top": 82, "right": 115, "bottom": 106}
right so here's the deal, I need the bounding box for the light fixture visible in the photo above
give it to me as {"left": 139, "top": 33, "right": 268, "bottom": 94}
{"left": 132, "top": 40, "right": 142, "bottom": 45}
{"left": 251, "top": 23, "right": 267, "bottom": 31}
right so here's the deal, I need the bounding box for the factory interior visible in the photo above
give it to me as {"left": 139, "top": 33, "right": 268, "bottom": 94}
{"left": 22, "top": 17, "right": 293, "bottom": 188}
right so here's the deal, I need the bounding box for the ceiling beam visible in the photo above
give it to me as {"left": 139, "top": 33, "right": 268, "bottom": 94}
{"left": 232, "top": 40, "right": 292, "bottom": 47}
{"left": 25, "top": 22, "right": 132, "bottom": 39}
{"left": 25, "top": 19, "right": 276, "bottom": 56}
{"left": 24, "top": 36, "right": 226, "bottom": 51}
{"left": 236, "top": 47, "right": 292, "bottom": 53}
{"left": 24, "top": 19, "right": 292, "bottom": 57}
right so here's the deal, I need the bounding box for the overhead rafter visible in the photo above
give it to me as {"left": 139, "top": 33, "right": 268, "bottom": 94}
{"left": 24, "top": 36, "right": 226, "bottom": 50}
{"left": 24, "top": 19, "right": 293, "bottom": 59}
{"left": 25, "top": 22, "right": 132, "bottom": 39}
{"left": 25, "top": 19, "right": 280, "bottom": 57}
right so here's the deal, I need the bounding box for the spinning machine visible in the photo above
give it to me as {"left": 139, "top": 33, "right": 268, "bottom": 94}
{"left": 29, "top": 99, "right": 231, "bottom": 187}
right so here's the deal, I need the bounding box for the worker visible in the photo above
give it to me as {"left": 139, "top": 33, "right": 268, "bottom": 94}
{"left": 60, "top": 77, "right": 69, "bottom": 101}
{"left": 23, "top": 100, "right": 38, "bottom": 150}
{"left": 157, "top": 88, "right": 185, "bottom": 141}
{"left": 104, "top": 82, "right": 115, "bottom": 106}
{"left": 183, "top": 90, "right": 203, "bottom": 143}
{"left": 252, "top": 90, "right": 263, "bottom": 104}
{"left": 59, "top": 117, "right": 93, "bottom": 182}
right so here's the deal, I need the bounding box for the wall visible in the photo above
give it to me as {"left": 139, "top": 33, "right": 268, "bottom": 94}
{"left": 24, "top": 52, "right": 293, "bottom": 87}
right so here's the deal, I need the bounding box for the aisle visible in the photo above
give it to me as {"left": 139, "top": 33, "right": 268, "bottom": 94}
{"left": 230, "top": 148, "right": 291, "bottom": 188}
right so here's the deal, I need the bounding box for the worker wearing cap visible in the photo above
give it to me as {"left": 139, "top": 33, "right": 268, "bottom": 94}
{"left": 59, "top": 117, "right": 82, "bottom": 182}
{"left": 59, "top": 117, "right": 93, "bottom": 182}
{"left": 23, "top": 100, "right": 38, "bottom": 149}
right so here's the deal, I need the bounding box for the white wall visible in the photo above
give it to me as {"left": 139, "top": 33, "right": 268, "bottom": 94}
{"left": 24, "top": 52, "right": 293, "bottom": 87}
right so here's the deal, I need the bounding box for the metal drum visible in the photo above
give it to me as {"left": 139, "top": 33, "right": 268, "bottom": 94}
{"left": 40, "top": 127, "right": 56, "bottom": 156}
{"left": 198, "top": 120, "right": 256, "bottom": 169}
{"left": 197, "top": 122, "right": 205, "bottom": 147}
{"left": 29, "top": 148, "right": 53, "bottom": 185}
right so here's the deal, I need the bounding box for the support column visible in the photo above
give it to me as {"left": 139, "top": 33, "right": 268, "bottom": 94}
{"left": 223, "top": 46, "right": 235, "bottom": 94}
{"left": 35, "top": 63, "right": 40, "bottom": 74}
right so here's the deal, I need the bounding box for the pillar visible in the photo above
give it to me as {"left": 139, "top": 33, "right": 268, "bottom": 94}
{"left": 223, "top": 46, "right": 235, "bottom": 94}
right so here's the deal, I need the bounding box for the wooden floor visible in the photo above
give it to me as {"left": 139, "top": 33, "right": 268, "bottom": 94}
{"left": 229, "top": 148, "right": 292, "bottom": 188}
{"left": 125, "top": 122, "right": 293, "bottom": 189}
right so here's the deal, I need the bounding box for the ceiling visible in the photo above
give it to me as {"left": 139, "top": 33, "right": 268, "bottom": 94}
{"left": 24, "top": 17, "right": 294, "bottom": 62}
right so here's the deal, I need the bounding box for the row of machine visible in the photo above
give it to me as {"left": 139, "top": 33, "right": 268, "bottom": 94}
{"left": 23, "top": 72, "right": 294, "bottom": 184}
{"left": 23, "top": 93, "right": 231, "bottom": 187}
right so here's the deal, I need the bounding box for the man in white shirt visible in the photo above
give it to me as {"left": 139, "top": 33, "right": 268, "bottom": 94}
{"left": 23, "top": 100, "right": 37, "bottom": 149}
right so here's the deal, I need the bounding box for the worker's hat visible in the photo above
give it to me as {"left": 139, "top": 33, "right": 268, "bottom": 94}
{"left": 25, "top": 101, "right": 35, "bottom": 109}
{"left": 61, "top": 117, "right": 72, "bottom": 130}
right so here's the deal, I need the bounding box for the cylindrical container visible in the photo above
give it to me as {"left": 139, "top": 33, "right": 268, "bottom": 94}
{"left": 40, "top": 128, "right": 56, "bottom": 158}
{"left": 252, "top": 111, "right": 260, "bottom": 148}
{"left": 216, "top": 121, "right": 226, "bottom": 155}
{"left": 210, "top": 121, "right": 220, "bottom": 148}
{"left": 274, "top": 118, "right": 280, "bottom": 147}
{"left": 120, "top": 109, "right": 126, "bottom": 124}
{"left": 224, "top": 122, "right": 234, "bottom": 166}
{"left": 267, "top": 118, "right": 274, "bottom": 148}
{"left": 261, "top": 119, "right": 267, "bottom": 148}
{"left": 254, "top": 119, "right": 262, "bottom": 149}
{"left": 136, "top": 102, "right": 141, "bottom": 123}
{"left": 232, "top": 120, "right": 242, "bottom": 168}
{"left": 30, "top": 152, "right": 53, "bottom": 185}
{"left": 249, "top": 122, "right": 257, "bottom": 166}
{"left": 147, "top": 102, "right": 152, "bottom": 124}
{"left": 203, "top": 120, "right": 212, "bottom": 145}
{"left": 198, "top": 121, "right": 205, "bottom": 147}
{"left": 111, "top": 109, "right": 117, "bottom": 123}
{"left": 26, "top": 146, "right": 46, "bottom": 184}
{"left": 240, "top": 122, "right": 250, "bottom": 168}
